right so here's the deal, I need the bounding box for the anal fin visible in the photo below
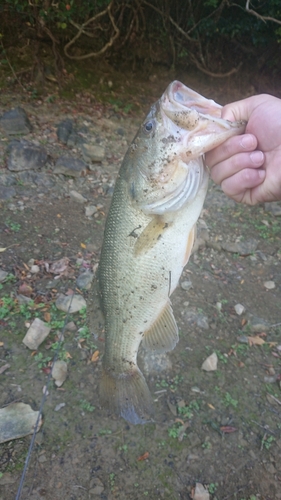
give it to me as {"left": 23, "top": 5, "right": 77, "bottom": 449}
{"left": 142, "top": 302, "right": 179, "bottom": 354}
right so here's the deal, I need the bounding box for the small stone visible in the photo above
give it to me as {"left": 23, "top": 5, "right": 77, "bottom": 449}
{"left": 264, "top": 202, "right": 281, "bottom": 217}
{"left": 22, "top": 318, "right": 51, "bottom": 350}
{"left": 54, "top": 156, "right": 87, "bottom": 177}
{"left": 85, "top": 205, "right": 98, "bottom": 217}
{"left": 38, "top": 454, "right": 47, "bottom": 463}
{"left": 221, "top": 238, "right": 258, "bottom": 256}
{"left": 55, "top": 293, "right": 87, "bottom": 313}
{"left": 245, "top": 314, "right": 270, "bottom": 332}
{"left": 56, "top": 119, "right": 73, "bottom": 144}
{"left": 264, "top": 280, "right": 275, "bottom": 290}
{"left": 30, "top": 265, "right": 40, "bottom": 274}
{"left": 54, "top": 403, "right": 66, "bottom": 412}
{"left": 139, "top": 348, "right": 172, "bottom": 375}
{"left": 69, "top": 190, "right": 87, "bottom": 203}
{"left": 76, "top": 272, "right": 94, "bottom": 290}
{"left": 65, "top": 321, "right": 77, "bottom": 332}
{"left": 80, "top": 143, "right": 105, "bottom": 162}
{"left": 234, "top": 303, "right": 245, "bottom": 315}
{"left": 0, "top": 472, "right": 15, "bottom": 486}
{"left": 181, "top": 280, "right": 193, "bottom": 291}
{"left": 201, "top": 352, "right": 218, "bottom": 372}
{"left": 193, "top": 483, "right": 210, "bottom": 500}
{"left": 0, "top": 270, "right": 8, "bottom": 283}
{"left": 89, "top": 478, "right": 104, "bottom": 496}
{"left": 52, "top": 360, "right": 67, "bottom": 387}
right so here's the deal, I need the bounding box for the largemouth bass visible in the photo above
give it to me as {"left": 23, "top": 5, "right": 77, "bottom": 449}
{"left": 98, "top": 81, "right": 246, "bottom": 425}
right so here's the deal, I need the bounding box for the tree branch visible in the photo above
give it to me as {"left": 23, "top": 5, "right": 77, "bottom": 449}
{"left": 245, "top": 0, "right": 281, "bottom": 26}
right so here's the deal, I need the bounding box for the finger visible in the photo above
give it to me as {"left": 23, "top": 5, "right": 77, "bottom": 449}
{"left": 210, "top": 150, "right": 264, "bottom": 186}
{"left": 206, "top": 134, "right": 258, "bottom": 168}
{"left": 221, "top": 168, "right": 266, "bottom": 204}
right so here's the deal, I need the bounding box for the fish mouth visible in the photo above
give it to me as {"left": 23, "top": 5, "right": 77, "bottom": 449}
{"left": 161, "top": 80, "right": 246, "bottom": 155}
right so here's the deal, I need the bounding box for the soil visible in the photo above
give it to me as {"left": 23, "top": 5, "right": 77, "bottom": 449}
{"left": 0, "top": 64, "right": 281, "bottom": 500}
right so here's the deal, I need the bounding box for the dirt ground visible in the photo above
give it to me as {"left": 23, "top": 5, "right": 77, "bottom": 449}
{"left": 0, "top": 64, "right": 281, "bottom": 500}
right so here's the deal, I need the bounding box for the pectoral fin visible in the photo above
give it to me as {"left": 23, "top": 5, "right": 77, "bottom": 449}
{"left": 142, "top": 301, "right": 179, "bottom": 353}
{"left": 134, "top": 217, "right": 169, "bottom": 256}
{"left": 183, "top": 225, "right": 195, "bottom": 267}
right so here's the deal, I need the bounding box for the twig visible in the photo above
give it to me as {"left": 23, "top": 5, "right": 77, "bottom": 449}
{"left": 64, "top": 1, "right": 120, "bottom": 60}
{"left": 245, "top": 0, "right": 281, "bottom": 26}
{"left": 0, "top": 38, "right": 26, "bottom": 91}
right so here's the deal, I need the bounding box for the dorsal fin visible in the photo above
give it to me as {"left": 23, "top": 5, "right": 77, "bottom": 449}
{"left": 142, "top": 302, "right": 179, "bottom": 353}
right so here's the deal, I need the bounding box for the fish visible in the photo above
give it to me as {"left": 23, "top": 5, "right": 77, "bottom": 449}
{"left": 98, "top": 81, "right": 246, "bottom": 425}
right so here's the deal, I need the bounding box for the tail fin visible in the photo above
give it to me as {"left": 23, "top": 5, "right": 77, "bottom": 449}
{"left": 99, "top": 366, "right": 154, "bottom": 425}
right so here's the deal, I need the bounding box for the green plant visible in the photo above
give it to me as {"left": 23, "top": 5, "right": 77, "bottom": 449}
{"left": 208, "top": 482, "right": 218, "bottom": 494}
{"left": 202, "top": 441, "right": 211, "bottom": 449}
{"left": 79, "top": 399, "right": 95, "bottom": 412}
{"left": 34, "top": 352, "right": 52, "bottom": 369}
{"left": 109, "top": 472, "right": 116, "bottom": 490}
{"left": 98, "top": 429, "right": 112, "bottom": 436}
{"left": 118, "top": 444, "right": 128, "bottom": 452}
{"left": 223, "top": 392, "right": 238, "bottom": 408}
{"left": 261, "top": 434, "right": 275, "bottom": 450}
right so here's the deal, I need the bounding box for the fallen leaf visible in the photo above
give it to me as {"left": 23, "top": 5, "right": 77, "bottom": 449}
{"left": 220, "top": 426, "right": 238, "bottom": 433}
{"left": 0, "top": 364, "right": 10, "bottom": 374}
{"left": 80, "top": 242, "right": 86, "bottom": 249}
{"left": 18, "top": 283, "right": 33, "bottom": 296}
{"left": 0, "top": 244, "right": 18, "bottom": 252}
{"left": 65, "top": 352, "right": 72, "bottom": 359}
{"left": 207, "top": 403, "right": 215, "bottom": 410}
{"left": 0, "top": 342, "right": 4, "bottom": 347}
{"left": 57, "top": 214, "right": 61, "bottom": 218}
{"left": 137, "top": 451, "right": 149, "bottom": 461}
{"left": 248, "top": 336, "right": 265, "bottom": 346}
{"left": 91, "top": 350, "right": 99, "bottom": 362}
{"left": 44, "top": 312, "right": 51, "bottom": 323}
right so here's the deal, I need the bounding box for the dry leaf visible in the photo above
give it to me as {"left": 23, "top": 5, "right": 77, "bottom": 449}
{"left": 207, "top": 403, "right": 215, "bottom": 410}
{"left": 137, "top": 452, "right": 149, "bottom": 461}
{"left": 80, "top": 243, "right": 86, "bottom": 249}
{"left": 0, "top": 342, "right": 4, "bottom": 347}
{"left": 65, "top": 352, "right": 72, "bottom": 359}
{"left": 44, "top": 312, "right": 51, "bottom": 323}
{"left": 220, "top": 426, "right": 238, "bottom": 433}
{"left": 248, "top": 336, "right": 265, "bottom": 346}
{"left": 0, "top": 364, "right": 10, "bottom": 374}
{"left": 91, "top": 350, "right": 99, "bottom": 362}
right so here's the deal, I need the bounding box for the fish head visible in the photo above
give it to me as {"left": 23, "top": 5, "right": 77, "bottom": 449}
{"left": 127, "top": 81, "right": 246, "bottom": 215}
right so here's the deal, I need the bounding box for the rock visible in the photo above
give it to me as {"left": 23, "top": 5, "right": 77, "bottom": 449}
{"left": 264, "top": 280, "right": 275, "bottom": 290}
{"left": 22, "top": 318, "right": 51, "bottom": 350}
{"left": 264, "top": 202, "right": 281, "bottom": 216}
{"left": 245, "top": 314, "right": 270, "bottom": 332}
{"left": 221, "top": 238, "right": 258, "bottom": 255}
{"left": 76, "top": 271, "right": 94, "bottom": 290}
{"left": 234, "top": 303, "right": 245, "bottom": 315}
{"left": 139, "top": 348, "right": 172, "bottom": 375}
{"left": 85, "top": 205, "right": 98, "bottom": 217}
{"left": 201, "top": 352, "right": 218, "bottom": 371}
{"left": 52, "top": 360, "right": 67, "bottom": 387}
{"left": 54, "top": 402, "right": 66, "bottom": 411}
{"left": 181, "top": 279, "right": 193, "bottom": 291}
{"left": 0, "top": 270, "right": 8, "bottom": 282}
{"left": 67, "top": 130, "right": 85, "bottom": 147}
{"left": 0, "top": 174, "right": 17, "bottom": 186}
{"left": 0, "top": 186, "right": 17, "bottom": 200}
{"left": 30, "top": 265, "right": 40, "bottom": 273}
{"left": 54, "top": 156, "right": 87, "bottom": 177}
{"left": 89, "top": 478, "right": 105, "bottom": 496}
{"left": 16, "top": 294, "right": 33, "bottom": 305}
{"left": 65, "top": 321, "right": 77, "bottom": 332}
{"left": 55, "top": 293, "right": 87, "bottom": 313}
{"left": 193, "top": 483, "right": 210, "bottom": 500}
{"left": 7, "top": 140, "right": 48, "bottom": 172}
{"left": 56, "top": 119, "right": 73, "bottom": 144}
{"left": 0, "top": 107, "right": 32, "bottom": 135}
{"left": 184, "top": 307, "right": 209, "bottom": 330}
{"left": 80, "top": 143, "right": 105, "bottom": 162}
{"left": 69, "top": 190, "right": 87, "bottom": 203}
{"left": 0, "top": 403, "right": 42, "bottom": 444}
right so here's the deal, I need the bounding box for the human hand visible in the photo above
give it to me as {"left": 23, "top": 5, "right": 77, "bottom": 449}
{"left": 205, "top": 94, "right": 281, "bottom": 204}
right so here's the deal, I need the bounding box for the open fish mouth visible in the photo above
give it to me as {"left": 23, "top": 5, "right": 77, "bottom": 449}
{"left": 161, "top": 80, "right": 246, "bottom": 153}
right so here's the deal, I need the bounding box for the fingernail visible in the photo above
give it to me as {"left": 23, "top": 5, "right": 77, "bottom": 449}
{"left": 240, "top": 135, "right": 255, "bottom": 149}
{"left": 250, "top": 150, "right": 264, "bottom": 165}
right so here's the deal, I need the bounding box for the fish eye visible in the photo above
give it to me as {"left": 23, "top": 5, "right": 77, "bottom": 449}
{"left": 144, "top": 120, "right": 155, "bottom": 133}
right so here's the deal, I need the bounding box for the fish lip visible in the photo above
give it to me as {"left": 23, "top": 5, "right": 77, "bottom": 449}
{"left": 161, "top": 80, "right": 246, "bottom": 132}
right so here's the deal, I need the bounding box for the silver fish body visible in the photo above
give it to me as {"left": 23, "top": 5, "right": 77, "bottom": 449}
{"left": 98, "top": 81, "right": 246, "bottom": 424}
